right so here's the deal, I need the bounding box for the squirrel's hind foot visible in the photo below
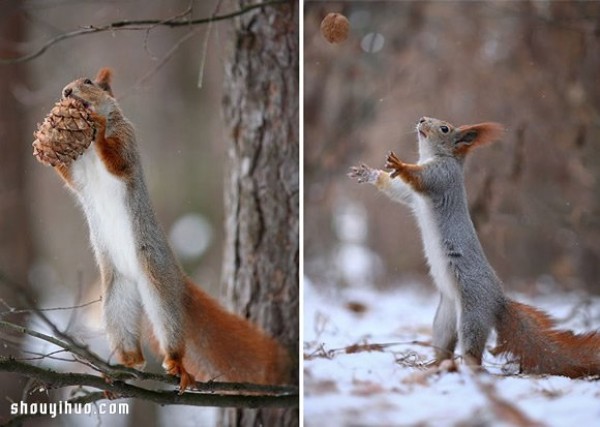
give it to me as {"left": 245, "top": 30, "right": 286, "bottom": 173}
{"left": 163, "top": 354, "right": 195, "bottom": 394}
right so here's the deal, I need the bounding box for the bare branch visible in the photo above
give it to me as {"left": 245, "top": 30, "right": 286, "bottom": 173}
{"left": 0, "top": 318, "right": 143, "bottom": 381}
{"left": 0, "top": 0, "right": 289, "bottom": 64}
{"left": 0, "top": 273, "right": 139, "bottom": 377}
{"left": 0, "top": 357, "right": 298, "bottom": 408}
{"left": 0, "top": 283, "right": 298, "bottom": 417}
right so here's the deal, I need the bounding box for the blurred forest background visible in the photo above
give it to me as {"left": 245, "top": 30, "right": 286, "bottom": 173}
{"left": 0, "top": 0, "right": 283, "bottom": 425}
{"left": 305, "top": 1, "right": 600, "bottom": 295}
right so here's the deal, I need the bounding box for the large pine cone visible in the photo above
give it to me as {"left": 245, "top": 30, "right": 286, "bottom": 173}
{"left": 32, "top": 98, "right": 96, "bottom": 167}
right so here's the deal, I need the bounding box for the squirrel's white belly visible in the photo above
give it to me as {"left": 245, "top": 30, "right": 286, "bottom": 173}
{"left": 412, "top": 195, "right": 459, "bottom": 302}
{"left": 71, "top": 148, "right": 141, "bottom": 281}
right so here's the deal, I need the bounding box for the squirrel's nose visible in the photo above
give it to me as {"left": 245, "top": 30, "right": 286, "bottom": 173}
{"left": 63, "top": 88, "right": 72, "bottom": 98}
{"left": 419, "top": 117, "right": 427, "bottom": 124}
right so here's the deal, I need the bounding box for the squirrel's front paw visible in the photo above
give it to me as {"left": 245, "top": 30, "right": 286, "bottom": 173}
{"left": 348, "top": 163, "right": 378, "bottom": 184}
{"left": 385, "top": 151, "right": 405, "bottom": 178}
{"left": 87, "top": 109, "right": 105, "bottom": 125}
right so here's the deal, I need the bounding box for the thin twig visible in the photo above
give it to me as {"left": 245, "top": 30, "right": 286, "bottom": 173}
{"left": 0, "top": 318, "right": 142, "bottom": 381}
{"left": 0, "top": 273, "right": 137, "bottom": 379}
{"left": 18, "top": 348, "right": 73, "bottom": 362}
{"left": 198, "top": 0, "right": 225, "bottom": 89}
{"left": 304, "top": 340, "right": 436, "bottom": 360}
{"left": 119, "top": 27, "right": 203, "bottom": 100}
{"left": 143, "top": 0, "right": 194, "bottom": 59}
{"left": 0, "top": 297, "right": 101, "bottom": 318}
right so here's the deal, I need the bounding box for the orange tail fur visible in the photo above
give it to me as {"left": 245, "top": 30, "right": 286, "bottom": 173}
{"left": 495, "top": 299, "right": 600, "bottom": 377}
{"left": 180, "top": 279, "right": 292, "bottom": 385}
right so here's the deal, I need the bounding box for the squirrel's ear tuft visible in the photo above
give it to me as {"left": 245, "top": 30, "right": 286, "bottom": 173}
{"left": 94, "top": 67, "right": 114, "bottom": 96}
{"left": 453, "top": 122, "right": 504, "bottom": 156}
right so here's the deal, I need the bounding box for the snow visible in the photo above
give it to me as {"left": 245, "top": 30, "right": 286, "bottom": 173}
{"left": 303, "top": 278, "right": 600, "bottom": 426}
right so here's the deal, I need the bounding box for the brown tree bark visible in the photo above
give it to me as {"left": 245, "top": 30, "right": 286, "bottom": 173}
{"left": 0, "top": 0, "right": 29, "bottom": 286}
{"left": 220, "top": 1, "right": 299, "bottom": 426}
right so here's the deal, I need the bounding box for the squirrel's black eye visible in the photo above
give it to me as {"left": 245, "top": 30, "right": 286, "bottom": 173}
{"left": 83, "top": 79, "right": 93, "bottom": 85}
{"left": 440, "top": 125, "right": 449, "bottom": 133}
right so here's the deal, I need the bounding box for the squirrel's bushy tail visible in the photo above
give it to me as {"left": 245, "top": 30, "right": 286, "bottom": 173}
{"left": 182, "top": 279, "right": 292, "bottom": 385}
{"left": 495, "top": 299, "right": 600, "bottom": 377}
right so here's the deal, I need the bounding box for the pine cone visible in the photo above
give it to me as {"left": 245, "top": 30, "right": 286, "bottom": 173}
{"left": 32, "top": 98, "right": 96, "bottom": 167}
{"left": 320, "top": 13, "right": 350, "bottom": 44}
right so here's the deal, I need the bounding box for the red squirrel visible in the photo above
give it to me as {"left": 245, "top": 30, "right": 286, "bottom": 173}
{"left": 35, "top": 68, "right": 292, "bottom": 391}
{"left": 349, "top": 117, "right": 600, "bottom": 377}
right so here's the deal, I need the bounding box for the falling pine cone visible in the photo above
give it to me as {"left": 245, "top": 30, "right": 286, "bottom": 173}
{"left": 32, "top": 97, "right": 96, "bottom": 167}
{"left": 320, "top": 12, "right": 350, "bottom": 44}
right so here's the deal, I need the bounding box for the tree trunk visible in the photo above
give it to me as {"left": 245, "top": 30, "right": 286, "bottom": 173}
{"left": 220, "top": 0, "right": 299, "bottom": 426}
{"left": 0, "top": 0, "right": 30, "bottom": 286}
{"left": 0, "top": 0, "right": 32, "bottom": 420}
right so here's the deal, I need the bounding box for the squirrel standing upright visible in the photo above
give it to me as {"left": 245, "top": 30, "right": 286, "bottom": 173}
{"left": 37, "top": 68, "right": 291, "bottom": 391}
{"left": 349, "top": 116, "right": 600, "bottom": 377}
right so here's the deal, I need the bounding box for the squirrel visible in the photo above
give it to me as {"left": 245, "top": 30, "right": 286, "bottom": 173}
{"left": 349, "top": 116, "right": 600, "bottom": 377}
{"left": 37, "top": 68, "right": 292, "bottom": 391}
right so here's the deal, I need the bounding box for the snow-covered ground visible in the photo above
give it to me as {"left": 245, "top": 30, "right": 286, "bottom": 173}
{"left": 303, "top": 278, "right": 600, "bottom": 426}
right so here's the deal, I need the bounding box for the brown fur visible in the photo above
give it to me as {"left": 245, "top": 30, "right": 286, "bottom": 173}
{"left": 181, "top": 279, "right": 292, "bottom": 385}
{"left": 97, "top": 136, "right": 132, "bottom": 177}
{"left": 385, "top": 151, "right": 425, "bottom": 192}
{"left": 163, "top": 352, "right": 194, "bottom": 391}
{"left": 453, "top": 122, "right": 504, "bottom": 157}
{"left": 88, "top": 113, "right": 132, "bottom": 178}
{"left": 118, "top": 348, "right": 145, "bottom": 368}
{"left": 143, "top": 279, "right": 292, "bottom": 386}
{"left": 94, "top": 68, "right": 114, "bottom": 96}
{"left": 496, "top": 300, "right": 600, "bottom": 377}
{"left": 54, "top": 163, "right": 73, "bottom": 186}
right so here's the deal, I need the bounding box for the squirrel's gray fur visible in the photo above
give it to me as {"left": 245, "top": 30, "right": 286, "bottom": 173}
{"left": 350, "top": 117, "right": 507, "bottom": 364}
